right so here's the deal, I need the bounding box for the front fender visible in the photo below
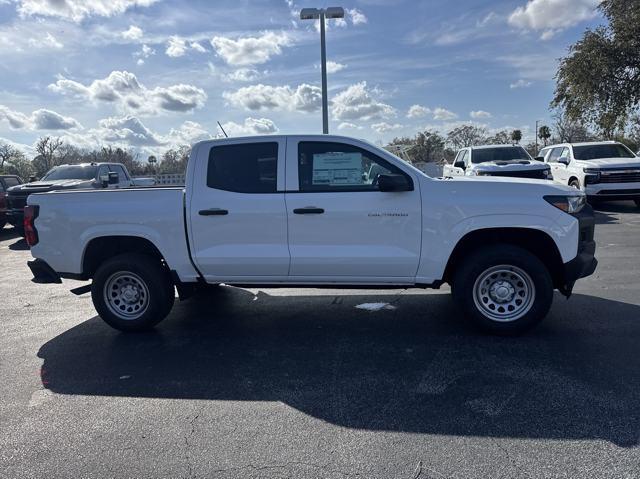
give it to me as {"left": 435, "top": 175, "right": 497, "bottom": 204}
{"left": 416, "top": 212, "right": 580, "bottom": 283}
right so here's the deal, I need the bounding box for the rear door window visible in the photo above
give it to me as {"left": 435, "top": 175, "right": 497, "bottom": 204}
{"left": 207, "top": 142, "right": 278, "bottom": 193}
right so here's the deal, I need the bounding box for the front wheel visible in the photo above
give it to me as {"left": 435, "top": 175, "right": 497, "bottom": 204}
{"left": 452, "top": 245, "right": 553, "bottom": 335}
{"left": 91, "top": 253, "right": 175, "bottom": 332}
{"left": 569, "top": 179, "right": 581, "bottom": 189}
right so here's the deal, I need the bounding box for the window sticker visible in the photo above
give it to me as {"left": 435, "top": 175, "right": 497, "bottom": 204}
{"left": 312, "top": 152, "right": 363, "bottom": 186}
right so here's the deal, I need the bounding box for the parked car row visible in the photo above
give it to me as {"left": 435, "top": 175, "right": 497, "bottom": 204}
{"left": 444, "top": 140, "right": 640, "bottom": 208}
{"left": 2, "top": 162, "right": 155, "bottom": 231}
{"left": 0, "top": 175, "right": 23, "bottom": 229}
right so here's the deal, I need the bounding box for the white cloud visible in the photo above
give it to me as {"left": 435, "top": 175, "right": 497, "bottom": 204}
{"left": 164, "top": 37, "right": 206, "bottom": 58}
{"left": 48, "top": 71, "right": 207, "bottom": 115}
{"left": 223, "top": 83, "right": 321, "bottom": 113}
{"left": 211, "top": 31, "right": 291, "bottom": 66}
{"left": 510, "top": 79, "right": 532, "bottom": 89}
{"left": 226, "top": 68, "right": 261, "bottom": 82}
{"left": 433, "top": 107, "right": 457, "bottom": 121}
{"left": 98, "top": 115, "right": 164, "bottom": 146}
{"left": 326, "top": 61, "right": 346, "bottom": 74}
{"left": 16, "top": 0, "right": 158, "bottom": 22}
{"left": 166, "top": 36, "right": 187, "bottom": 58}
{"left": 331, "top": 82, "right": 396, "bottom": 121}
{"left": 371, "top": 122, "right": 403, "bottom": 133}
{"left": 28, "top": 32, "right": 63, "bottom": 49}
{"left": 121, "top": 25, "right": 143, "bottom": 41}
{"left": 407, "top": 104, "right": 430, "bottom": 119}
{"left": 338, "top": 122, "right": 363, "bottom": 130}
{"left": 508, "top": 0, "right": 600, "bottom": 40}
{"left": 347, "top": 8, "right": 368, "bottom": 25}
{"left": 0, "top": 105, "right": 81, "bottom": 130}
{"left": 167, "top": 121, "right": 211, "bottom": 145}
{"left": 470, "top": 110, "right": 492, "bottom": 119}
{"left": 221, "top": 117, "right": 278, "bottom": 137}
{"left": 134, "top": 44, "right": 155, "bottom": 65}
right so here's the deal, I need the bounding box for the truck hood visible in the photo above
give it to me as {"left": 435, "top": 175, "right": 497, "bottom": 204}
{"left": 440, "top": 174, "right": 575, "bottom": 192}
{"left": 8, "top": 179, "right": 95, "bottom": 194}
{"left": 471, "top": 161, "right": 549, "bottom": 173}
{"left": 573, "top": 158, "right": 640, "bottom": 169}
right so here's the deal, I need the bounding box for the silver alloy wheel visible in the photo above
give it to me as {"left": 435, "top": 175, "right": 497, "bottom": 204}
{"left": 103, "top": 271, "right": 150, "bottom": 320}
{"left": 472, "top": 265, "right": 535, "bottom": 322}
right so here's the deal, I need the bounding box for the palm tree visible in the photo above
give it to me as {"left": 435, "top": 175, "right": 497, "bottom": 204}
{"left": 511, "top": 129, "right": 522, "bottom": 144}
{"left": 538, "top": 125, "right": 551, "bottom": 146}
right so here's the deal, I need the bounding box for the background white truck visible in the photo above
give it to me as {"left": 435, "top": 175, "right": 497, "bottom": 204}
{"left": 444, "top": 145, "right": 552, "bottom": 180}
{"left": 537, "top": 141, "right": 640, "bottom": 206}
{"left": 25, "top": 135, "right": 597, "bottom": 335}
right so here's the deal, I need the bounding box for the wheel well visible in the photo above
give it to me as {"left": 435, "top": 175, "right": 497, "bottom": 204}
{"left": 82, "top": 236, "right": 167, "bottom": 278}
{"left": 443, "top": 228, "right": 565, "bottom": 288}
{"left": 569, "top": 176, "right": 580, "bottom": 186}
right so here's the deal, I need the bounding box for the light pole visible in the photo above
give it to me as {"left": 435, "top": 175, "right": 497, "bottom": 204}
{"left": 535, "top": 119, "right": 542, "bottom": 152}
{"left": 300, "top": 6, "right": 344, "bottom": 134}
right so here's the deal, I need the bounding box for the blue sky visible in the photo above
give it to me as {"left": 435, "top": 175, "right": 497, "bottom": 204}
{"left": 0, "top": 0, "right": 603, "bottom": 157}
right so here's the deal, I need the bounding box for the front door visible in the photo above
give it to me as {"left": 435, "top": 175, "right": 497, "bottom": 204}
{"left": 285, "top": 138, "right": 422, "bottom": 281}
{"left": 188, "top": 138, "right": 289, "bottom": 280}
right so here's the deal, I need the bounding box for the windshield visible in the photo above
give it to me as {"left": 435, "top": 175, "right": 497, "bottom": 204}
{"left": 573, "top": 144, "right": 636, "bottom": 160}
{"left": 42, "top": 166, "right": 98, "bottom": 181}
{"left": 471, "top": 147, "right": 531, "bottom": 164}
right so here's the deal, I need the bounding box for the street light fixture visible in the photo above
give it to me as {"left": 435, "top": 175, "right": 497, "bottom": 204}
{"left": 300, "top": 6, "right": 345, "bottom": 134}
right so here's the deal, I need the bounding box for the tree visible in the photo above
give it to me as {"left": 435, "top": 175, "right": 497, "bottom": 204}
{"left": 0, "top": 142, "right": 22, "bottom": 170}
{"left": 447, "top": 125, "right": 487, "bottom": 149}
{"left": 511, "top": 130, "right": 522, "bottom": 144}
{"left": 538, "top": 125, "right": 551, "bottom": 146}
{"left": 34, "top": 136, "right": 67, "bottom": 176}
{"left": 553, "top": 0, "right": 640, "bottom": 136}
{"left": 553, "top": 109, "right": 594, "bottom": 143}
{"left": 414, "top": 130, "right": 445, "bottom": 162}
{"left": 484, "top": 130, "right": 511, "bottom": 145}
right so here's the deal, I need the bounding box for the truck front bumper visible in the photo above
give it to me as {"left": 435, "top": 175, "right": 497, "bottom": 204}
{"left": 559, "top": 205, "right": 597, "bottom": 295}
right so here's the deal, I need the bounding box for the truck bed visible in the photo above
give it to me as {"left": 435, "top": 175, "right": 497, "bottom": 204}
{"left": 28, "top": 187, "right": 200, "bottom": 282}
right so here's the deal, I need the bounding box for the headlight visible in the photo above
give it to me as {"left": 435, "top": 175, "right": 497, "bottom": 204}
{"left": 544, "top": 194, "right": 586, "bottom": 214}
{"left": 583, "top": 167, "right": 601, "bottom": 184}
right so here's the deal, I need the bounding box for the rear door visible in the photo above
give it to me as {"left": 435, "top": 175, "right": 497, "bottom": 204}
{"left": 188, "top": 138, "right": 289, "bottom": 280}
{"left": 284, "top": 137, "right": 422, "bottom": 281}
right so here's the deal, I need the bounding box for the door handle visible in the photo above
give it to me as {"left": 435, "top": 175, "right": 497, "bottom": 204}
{"left": 293, "top": 207, "right": 324, "bottom": 215}
{"left": 199, "top": 208, "right": 229, "bottom": 216}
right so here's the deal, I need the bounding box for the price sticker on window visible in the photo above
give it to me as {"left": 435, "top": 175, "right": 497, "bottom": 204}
{"left": 312, "top": 152, "right": 363, "bottom": 186}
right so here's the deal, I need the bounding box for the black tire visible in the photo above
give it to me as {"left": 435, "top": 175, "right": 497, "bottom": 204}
{"left": 569, "top": 179, "right": 580, "bottom": 189}
{"left": 91, "top": 253, "right": 175, "bottom": 332}
{"left": 451, "top": 244, "right": 554, "bottom": 335}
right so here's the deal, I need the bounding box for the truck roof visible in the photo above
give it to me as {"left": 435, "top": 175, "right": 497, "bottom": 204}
{"left": 467, "top": 144, "right": 522, "bottom": 150}
{"left": 542, "top": 141, "right": 619, "bottom": 149}
{"left": 193, "top": 134, "right": 375, "bottom": 148}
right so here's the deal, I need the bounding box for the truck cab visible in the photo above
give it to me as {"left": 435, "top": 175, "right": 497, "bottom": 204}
{"left": 444, "top": 145, "right": 552, "bottom": 180}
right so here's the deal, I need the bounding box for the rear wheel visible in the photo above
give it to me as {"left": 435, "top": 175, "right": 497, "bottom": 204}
{"left": 452, "top": 245, "right": 553, "bottom": 335}
{"left": 91, "top": 253, "right": 175, "bottom": 332}
{"left": 569, "top": 179, "right": 580, "bottom": 189}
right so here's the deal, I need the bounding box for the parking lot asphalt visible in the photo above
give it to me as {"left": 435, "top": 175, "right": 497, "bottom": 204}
{"left": 1, "top": 203, "right": 640, "bottom": 479}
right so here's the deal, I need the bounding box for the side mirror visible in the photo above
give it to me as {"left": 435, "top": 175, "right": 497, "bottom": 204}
{"left": 378, "top": 174, "right": 412, "bottom": 192}
{"left": 454, "top": 161, "right": 465, "bottom": 169}
{"left": 558, "top": 157, "right": 570, "bottom": 165}
{"left": 534, "top": 156, "right": 544, "bottom": 162}
{"left": 28, "top": 176, "right": 37, "bottom": 182}
{"left": 108, "top": 172, "right": 119, "bottom": 184}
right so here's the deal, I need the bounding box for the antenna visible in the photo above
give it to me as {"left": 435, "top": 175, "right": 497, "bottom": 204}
{"left": 217, "top": 121, "right": 228, "bottom": 138}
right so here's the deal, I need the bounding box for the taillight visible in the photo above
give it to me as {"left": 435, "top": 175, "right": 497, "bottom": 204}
{"left": 24, "top": 205, "right": 39, "bottom": 247}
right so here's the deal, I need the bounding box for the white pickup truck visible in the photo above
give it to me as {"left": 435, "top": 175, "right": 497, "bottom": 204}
{"left": 25, "top": 135, "right": 597, "bottom": 335}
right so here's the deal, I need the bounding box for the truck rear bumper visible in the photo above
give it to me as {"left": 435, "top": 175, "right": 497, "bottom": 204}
{"left": 27, "top": 259, "right": 62, "bottom": 284}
